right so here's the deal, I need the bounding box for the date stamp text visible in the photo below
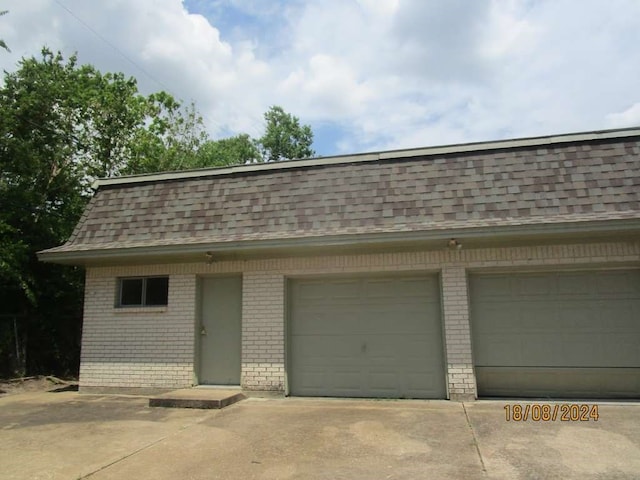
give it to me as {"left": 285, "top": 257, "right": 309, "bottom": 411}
{"left": 504, "top": 404, "right": 599, "bottom": 422}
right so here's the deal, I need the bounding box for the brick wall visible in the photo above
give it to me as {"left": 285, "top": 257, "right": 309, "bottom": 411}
{"left": 242, "top": 273, "right": 285, "bottom": 391}
{"left": 80, "top": 272, "right": 196, "bottom": 392}
{"left": 81, "top": 241, "right": 639, "bottom": 398}
{"left": 441, "top": 266, "right": 475, "bottom": 400}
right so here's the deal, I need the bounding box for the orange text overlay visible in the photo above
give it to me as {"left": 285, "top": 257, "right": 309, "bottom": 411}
{"left": 504, "top": 404, "right": 599, "bottom": 422}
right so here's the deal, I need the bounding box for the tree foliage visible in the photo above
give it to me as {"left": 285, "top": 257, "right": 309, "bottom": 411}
{"left": 0, "top": 50, "right": 90, "bottom": 305}
{"left": 0, "top": 48, "right": 315, "bottom": 377}
{"left": 258, "top": 106, "right": 315, "bottom": 162}
{"left": 0, "top": 49, "right": 208, "bottom": 376}
{"left": 194, "top": 107, "right": 315, "bottom": 166}
{"left": 196, "top": 134, "right": 261, "bottom": 167}
{"left": 123, "top": 94, "right": 209, "bottom": 174}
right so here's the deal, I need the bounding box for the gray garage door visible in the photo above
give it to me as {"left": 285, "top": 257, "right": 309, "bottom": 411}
{"left": 289, "top": 274, "right": 446, "bottom": 399}
{"left": 470, "top": 270, "right": 640, "bottom": 398}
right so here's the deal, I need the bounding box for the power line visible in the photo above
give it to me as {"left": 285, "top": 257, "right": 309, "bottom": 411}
{"left": 52, "top": 0, "right": 172, "bottom": 93}
{"left": 52, "top": 0, "right": 243, "bottom": 137}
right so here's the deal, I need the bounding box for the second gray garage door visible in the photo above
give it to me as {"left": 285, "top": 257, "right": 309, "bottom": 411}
{"left": 470, "top": 270, "right": 640, "bottom": 398}
{"left": 289, "top": 274, "right": 446, "bottom": 399}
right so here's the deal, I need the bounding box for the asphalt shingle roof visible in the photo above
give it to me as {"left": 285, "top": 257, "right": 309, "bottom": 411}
{"left": 45, "top": 134, "right": 640, "bottom": 254}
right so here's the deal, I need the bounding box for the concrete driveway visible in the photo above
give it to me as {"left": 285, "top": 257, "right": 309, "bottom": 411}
{"left": 1, "top": 391, "right": 639, "bottom": 479}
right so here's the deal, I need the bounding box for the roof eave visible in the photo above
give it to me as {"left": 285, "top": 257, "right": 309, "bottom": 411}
{"left": 37, "top": 218, "right": 640, "bottom": 266}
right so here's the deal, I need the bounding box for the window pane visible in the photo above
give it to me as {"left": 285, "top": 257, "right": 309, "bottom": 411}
{"left": 120, "top": 279, "right": 143, "bottom": 306}
{"left": 145, "top": 277, "right": 169, "bottom": 306}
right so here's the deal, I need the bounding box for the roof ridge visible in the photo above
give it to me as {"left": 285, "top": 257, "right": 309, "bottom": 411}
{"left": 94, "top": 127, "right": 640, "bottom": 189}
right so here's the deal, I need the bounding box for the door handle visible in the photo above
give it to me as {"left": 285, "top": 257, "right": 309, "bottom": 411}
{"left": 200, "top": 325, "right": 207, "bottom": 336}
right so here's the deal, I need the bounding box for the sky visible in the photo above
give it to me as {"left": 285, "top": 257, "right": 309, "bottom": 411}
{"left": 1, "top": 0, "right": 639, "bottom": 157}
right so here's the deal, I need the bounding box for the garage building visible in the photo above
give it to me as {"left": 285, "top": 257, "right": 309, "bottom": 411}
{"left": 39, "top": 128, "right": 640, "bottom": 400}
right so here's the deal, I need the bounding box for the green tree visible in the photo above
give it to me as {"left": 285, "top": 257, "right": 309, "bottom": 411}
{"left": 0, "top": 50, "right": 112, "bottom": 375}
{"left": 257, "top": 106, "right": 315, "bottom": 162}
{"left": 192, "top": 106, "right": 315, "bottom": 168}
{"left": 123, "top": 94, "right": 208, "bottom": 174}
{"left": 0, "top": 49, "right": 208, "bottom": 376}
{"left": 196, "top": 134, "right": 261, "bottom": 167}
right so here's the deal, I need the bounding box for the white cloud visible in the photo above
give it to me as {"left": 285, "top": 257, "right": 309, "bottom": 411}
{"left": 0, "top": 0, "right": 272, "bottom": 137}
{"left": 389, "top": 0, "right": 492, "bottom": 82}
{"left": 606, "top": 103, "right": 640, "bottom": 128}
{"left": 280, "top": 54, "right": 375, "bottom": 118}
{"left": 1, "top": 0, "right": 639, "bottom": 154}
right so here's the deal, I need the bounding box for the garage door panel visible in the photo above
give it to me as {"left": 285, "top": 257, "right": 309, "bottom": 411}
{"left": 364, "top": 279, "right": 405, "bottom": 298}
{"left": 333, "top": 370, "right": 365, "bottom": 389}
{"left": 365, "top": 309, "right": 439, "bottom": 334}
{"left": 295, "top": 368, "right": 327, "bottom": 391}
{"left": 518, "top": 304, "right": 561, "bottom": 330}
{"left": 595, "top": 271, "right": 640, "bottom": 296}
{"left": 602, "top": 336, "right": 640, "bottom": 367}
{"left": 472, "top": 275, "right": 511, "bottom": 298}
{"left": 471, "top": 270, "right": 640, "bottom": 398}
{"left": 606, "top": 305, "right": 639, "bottom": 330}
{"left": 555, "top": 305, "right": 598, "bottom": 331}
{"left": 559, "top": 335, "right": 603, "bottom": 365}
{"left": 364, "top": 341, "right": 401, "bottom": 366}
{"left": 367, "top": 371, "right": 398, "bottom": 390}
{"left": 471, "top": 308, "right": 514, "bottom": 332}
{"left": 401, "top": 277, "right": 439, "bottom": 296}
{"left": 520, "top": 334, "right": 561, "bottom": 364}
{"left": 295, "top": 281, "right": 337, "bottom": 301}
{"left": 365, "top": 335, "right": 439, "bottom": 365}
{"left": 364, "top": 277, "right": 439, "bottom": 298}
{"left": 516, "top": 275, "right": 555, "bottom": 296}
{"left": 556, "top": 274, "right": 593, "bottom": 295}
{"left": 289, "top": 274, "right": 445, "bottom": 399}
{"left": 291, "top": 310, "right": 363, "bottom": 335}
{"left": 292, "top": 335, "right": 363, "bottom": 360}
{"left": 296, "top": 281, "right": 361, "bottom": 304}
{"left": 473, "top": 335, "right": 511, "bottom": 364}
{"left": 477, "top": 367, "right": 640, "bottom": 398}
{"left": 405, "top": 372, "right": 438, "bottom": 389}
{"left": 305, "top": 280, "right": 361, "bottom": 298}
{"left": 401, "top": 336, "right": 442, "bottom": 362}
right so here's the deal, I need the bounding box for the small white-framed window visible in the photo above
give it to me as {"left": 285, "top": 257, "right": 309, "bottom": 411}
{"left": 117, "top": 276, "right": 169, "bottom": 307}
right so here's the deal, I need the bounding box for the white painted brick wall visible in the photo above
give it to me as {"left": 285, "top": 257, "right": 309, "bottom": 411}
{"left": 441, "top": 266, "right": 476, "bottom": 400}
{"left": 80, "top": 272, "right": 196, "bottom": 390}
{"left": 81, "top": 241, "right": 639, "bottom": 397}
{"left": 241, "top": 273, "right": 285, "bottom": 391}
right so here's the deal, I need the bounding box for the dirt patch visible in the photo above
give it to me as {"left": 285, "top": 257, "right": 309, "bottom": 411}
{"left": 0, "top": 376, "right": 78, "bottom": 397}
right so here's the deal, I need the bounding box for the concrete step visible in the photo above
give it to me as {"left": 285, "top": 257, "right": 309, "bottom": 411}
{"left": 149, "top": 388, "right": 246, "bottom": 409}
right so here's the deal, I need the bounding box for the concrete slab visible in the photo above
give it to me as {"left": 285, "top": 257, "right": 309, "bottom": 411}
{"left": 0, "top": 391, "right": 220, "bottom": 480}
{"left": 2, "top": 392, "right": 639, "bottom": 480}
{"left": 464, "top": 400, "right": 640, "bottom": 479}
{"left": 90, "top": 398, "right": 482, "bottom": 480}
{"left": 149, "top": 388, "right": 246, "bottom": 409}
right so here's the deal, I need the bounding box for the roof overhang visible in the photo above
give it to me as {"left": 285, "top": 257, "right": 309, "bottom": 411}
{"left": 37, "top": 218, "right": 640, "bottom": 267}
